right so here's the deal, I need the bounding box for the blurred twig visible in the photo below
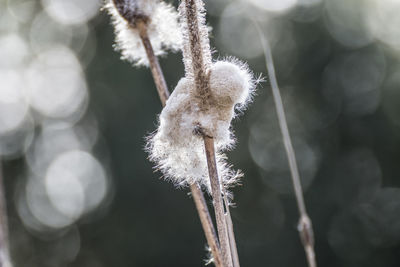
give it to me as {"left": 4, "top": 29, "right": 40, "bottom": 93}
{"left": 253, "top": 20, "right": 317, "bottom": 267}
{"left": 0, "top": 160, "right": 12, "bottom": 267}
{"left": 137, "top": 20, "right": 223, "bottom": 267}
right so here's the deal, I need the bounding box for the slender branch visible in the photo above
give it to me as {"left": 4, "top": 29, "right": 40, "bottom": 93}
{"left": 222, "top": 190, "right": 239, "bottom": 267}
{"left": 137, "top": 20, "right": 223, "bottom": 267}
{"left": 252, "top": 20, "right": 316, "bottom": 267}
{"left": 298, "top": 215, "right": 316, "bottom": 267}
{"left": 190, "top": 184, "right": 223, "bottom": 267}
{"left": 183, "top": 0, "right": 234, "bottom": 265}
{"left": 137, "top": 21, "right": 169, "bottom": 106}
{"left": 0, "top": 160, "right": 12, "bottom": 267}
{"left": 183, "top": 0, "right": 210, "bottom": 99}
{"left": 203, "top": 137, "right": 232, "bottom": 267}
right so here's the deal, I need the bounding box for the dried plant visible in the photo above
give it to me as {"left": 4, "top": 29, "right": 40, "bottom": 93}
{"left": 253, "top": 20, "right": 317, "bottom": 267}
{"left": 105, "top": 0, "right": 258, "bottom": 266}
{"left": 147, "top": 59, "right": 255, "bottom": 190}
{"left": 104, "top": 0, "right": 182, "bottom": 67}
{"left": 104, "top": 0, "right": 317, "bottom": 266}
{"left": 104, "top": 0, "right": 223, "bottom": 265}
{"left": 147, "top": 1, "right": 258, "bottom": 266}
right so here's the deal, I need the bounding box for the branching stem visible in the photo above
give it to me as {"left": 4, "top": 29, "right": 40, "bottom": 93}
{"left": 253, "top": 20, "right": 317, "bottom": 267}
{"left": 137, "top": 20, "right": 223, "bottom": 267}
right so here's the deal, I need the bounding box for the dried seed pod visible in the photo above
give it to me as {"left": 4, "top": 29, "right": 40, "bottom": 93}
{"left": 104, "top": 0, "right": 182, "bottom": 66}
{"left": 147, "top": 59, "right": 257, "bottom": 191}
{"left": 112, "top": 0, "right": 151, "bottom": 26}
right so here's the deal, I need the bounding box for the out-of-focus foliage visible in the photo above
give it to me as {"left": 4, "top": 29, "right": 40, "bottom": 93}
{"left": 1, "top": 0, "right": 400, "bottom": 266}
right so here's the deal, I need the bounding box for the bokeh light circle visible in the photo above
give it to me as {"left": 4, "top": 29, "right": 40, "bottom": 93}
{"left": 41, "top": 0, "right": 101, "bottom": 25}
{"left": 25, "top": 46, "right": 88, "bottom": 120}
{"left": 46, "top": 150, "right": 108, "bottom": 215}
{"left": 247, "top": 0, "right": 297, "bottom": 13}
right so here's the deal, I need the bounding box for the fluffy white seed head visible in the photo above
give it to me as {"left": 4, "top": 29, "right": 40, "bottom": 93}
{"left": 147, "top": 59, "right": 256, "bottom": 191}
{"left": 209, "top": 60, "right": 254, "bottom": 109}
{"left": 104, "top": 0, "right": 182, "bottom": 66}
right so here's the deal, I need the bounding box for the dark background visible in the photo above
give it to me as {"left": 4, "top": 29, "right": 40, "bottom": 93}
{"left": 2, "top": 0, "right": 400, "bottom": 266}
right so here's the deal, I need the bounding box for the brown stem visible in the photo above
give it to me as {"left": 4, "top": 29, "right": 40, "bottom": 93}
{"left": 137, "top": 20, "right": 223, "bottom": 267}
{"left": 190, "top": 184, "right": 222, "bottom": 267}
{"left": 183, "top": 0, "right": 210, "bottom": 99}
{"left": 223, "top": 191, "right": 240, "bottom": 267}
{"left": 298, "top": 215, "right": 316, "bottom": 267}
{"left": 253, "top": 20, "right": 317, "bottom": 267}
{"left": 204, "top": 137, "right": 232, "bottom": 267}
{"left": 182, "top": 0, "right": 235, "bottom": 265}
{"left": 137, "top": 21, "right": 169, "bottom": 106}
{"left": 0, "top": 160, "right": 12, "bottom": 267}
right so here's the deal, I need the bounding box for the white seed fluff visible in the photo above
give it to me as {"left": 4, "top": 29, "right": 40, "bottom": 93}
{"left": 148, "top": 60, "right": 256, "bottom": 191}
{"left": 104, "top": 0, "right": 182, "bottom": 66}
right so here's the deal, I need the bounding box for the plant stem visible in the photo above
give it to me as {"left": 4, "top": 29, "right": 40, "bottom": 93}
{"left": 137, "top": 21, "right": 169, "bottom": 106}
{"left": 253, "top": 21, "right": 317, "bottom": 267}
{"left": 183, "top": 0, "right": 210, "bottom": 99}
{"left": 137, "top": 20, "right": 223, "bottom": 267}
{"left": 190, "top": 184, "right": 222, "bottom": 267}
{"left": 203, "top": 137, "right": 232, "bottom": 267}
{"left": 222, "top": 190, "right": 239, "bottom": 267}
{"left": 182, "top": 0, "right": 234, "bottom": 265}
{"left": 0, "top": 160, "right": 12, "bottom": 267}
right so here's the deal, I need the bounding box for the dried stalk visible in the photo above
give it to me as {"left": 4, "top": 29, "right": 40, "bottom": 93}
{"left": 183, "top": 0, "right": 234, "bottom": 266}
{"left": 190, "top": 184, "right": 222, "bottom": 267}
{"left": 137, "top": 20, "right": 223, "bottom": 267}
{"left": 204, "top": 137, "right": 232, "bottom": 267}
{"left": 222, "top": 190, "right": 239, "bottom": 267}
{"left": 137, "top": 21, "right": 169, "bottom": 106}
{"left": 182, "top": 0, "right": 210, "bottom": 100}
{"left": 253, "top": 21, "right": 317, "bottom": 267}
{"left": 0, "top": 161, "right": 12, "bottom": 267}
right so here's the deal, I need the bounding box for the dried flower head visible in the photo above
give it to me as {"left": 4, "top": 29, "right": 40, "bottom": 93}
{"left": 144, "top": 0, "right": 258, "bottom": 193}
{"left": 147, "top": 59, "right": 257, "bottom": 191}
{"left": 104, "top": 0, "right": 182, "bottom": 66}
{"left": 111, "top": 0, "right": 153, "bottom": 26}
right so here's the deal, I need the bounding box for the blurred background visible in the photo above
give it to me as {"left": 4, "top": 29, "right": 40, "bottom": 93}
{"left": 1, "top": 0, "right": 400, "bottom": 266}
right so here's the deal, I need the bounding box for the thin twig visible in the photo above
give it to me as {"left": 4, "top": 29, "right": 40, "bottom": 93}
{"left": 222, "top": 190, "right": 239, "bottom": 267}
{"left": 0, "top": 160, "right": 12, "bottom": 267}
{"left": 252, "top": 21, "right": 316, "bottom": 267}
{"left": 137, "top": 21, "right": 169, "bottom": 106}
{"left": 203, "top": 137, "right": 232, "bottom": 267}
{"left": 183, "top": 0, "right": 233, "bottom": 265}
{"left": 137, "top": 20, "right": 223, "bottom": 267}
{"left": 190, "top": 184, "right": 223, "bottom": 267}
